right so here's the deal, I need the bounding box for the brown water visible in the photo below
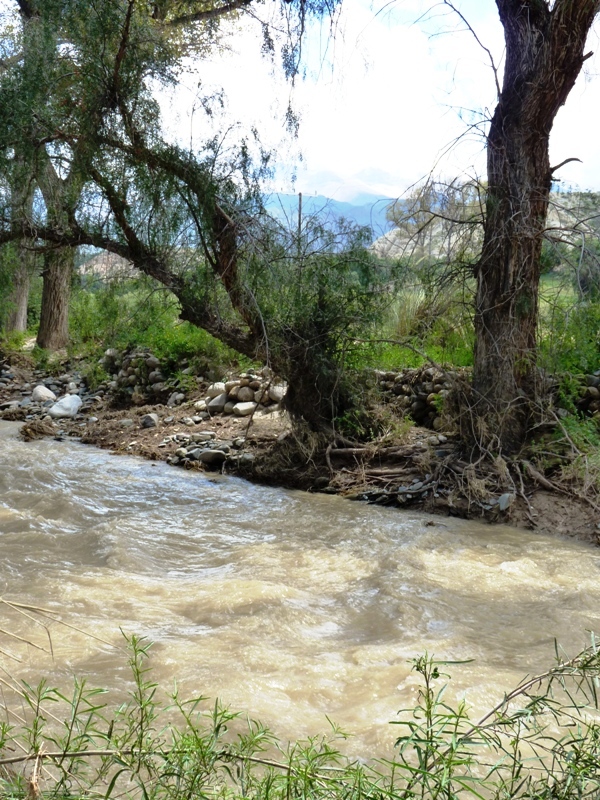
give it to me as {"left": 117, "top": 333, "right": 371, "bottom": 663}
{"left": 1, "top": 420, "right": 599, "bottom": 758}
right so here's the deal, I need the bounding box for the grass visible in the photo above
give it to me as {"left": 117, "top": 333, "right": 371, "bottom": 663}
{"left": 3, "top": 636, "right": 600, "bottom": 800}
{"left": 68, "top": 277, "right": 253, "bottom": 377}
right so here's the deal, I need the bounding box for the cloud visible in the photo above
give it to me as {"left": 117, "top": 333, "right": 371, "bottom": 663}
{"left": 161, "top": 1, "right": 600, "bottom": 200}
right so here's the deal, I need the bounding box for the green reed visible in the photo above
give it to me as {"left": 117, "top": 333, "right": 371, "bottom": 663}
{"left": 2, "top": 636, "right": 600, "bottom": 799}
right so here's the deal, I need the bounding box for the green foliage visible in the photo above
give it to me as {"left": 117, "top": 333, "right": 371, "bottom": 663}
{"left": 240, "top": 218, "right": 397, "bottom": 429}
{"left": 0, "top": 328, "right": 26, "bottom": 351}
{"left": 557, "top": 414, "right": 600, "bottom": 450}
{"left": 68, "top": 276, "right": 246, "bottom": 374}
{"left": 539, "top": 300, "right": 600, "bottom": 375}
{"left": 4, "top": 639, "right": 600, "bottom": 799}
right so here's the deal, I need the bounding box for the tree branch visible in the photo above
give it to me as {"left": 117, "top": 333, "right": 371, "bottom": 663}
{"left": 165, "top": 0, "right": 254, "bottom": 27}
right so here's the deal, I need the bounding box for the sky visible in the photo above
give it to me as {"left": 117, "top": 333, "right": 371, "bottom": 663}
{"left": 162, "top": 0, "right": 600, "bottom": 204}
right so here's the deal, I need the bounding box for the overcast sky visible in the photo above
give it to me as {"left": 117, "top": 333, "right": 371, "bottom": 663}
{"left": 161, "top": 0, "right": 600, "bottom": 203}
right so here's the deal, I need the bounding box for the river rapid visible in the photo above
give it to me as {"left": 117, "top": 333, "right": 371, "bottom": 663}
{"left": 1, "top": 420, "right": 599, "bottom": 758}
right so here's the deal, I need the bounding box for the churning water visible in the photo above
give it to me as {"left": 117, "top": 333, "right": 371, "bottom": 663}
{"left": 1, "top": 420, "right": 599, "bottom": 757}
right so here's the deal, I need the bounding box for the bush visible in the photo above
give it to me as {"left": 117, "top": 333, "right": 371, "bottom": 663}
{"left": 240, "top": 218, "right": 398, "bottom": 432}
{"left": 69, "top": 275, "right": 246, "bottom": 375}
{"left": 539, "top": 300, "right": 600, "bottom": 375}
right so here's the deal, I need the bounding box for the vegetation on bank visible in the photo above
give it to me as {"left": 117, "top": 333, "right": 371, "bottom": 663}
{"left": 3, "top": 190, "right": 600, "bottom": 474}
{"left": 3, "top": 636, "right": 600, "bottom": 799}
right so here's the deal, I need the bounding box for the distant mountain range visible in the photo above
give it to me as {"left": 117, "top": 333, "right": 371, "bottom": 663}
{"left": 263, "top": 193, "right": 395, "bottom": 242}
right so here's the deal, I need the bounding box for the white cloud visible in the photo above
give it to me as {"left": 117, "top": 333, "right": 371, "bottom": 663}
{"left": 161, "top": 0, "right": 600, "bottom": 201}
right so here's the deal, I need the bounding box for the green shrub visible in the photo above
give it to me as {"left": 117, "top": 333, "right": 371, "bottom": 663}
{"left": 538, "top": 294, "right": 600, "bottom": 375}
{"left": 68, "top": 276, "right": 247, "bottom": 375}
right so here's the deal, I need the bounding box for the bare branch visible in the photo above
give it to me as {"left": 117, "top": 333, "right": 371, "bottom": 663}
{"left": 442, "top": 0, "right": 501, "bottom": 99}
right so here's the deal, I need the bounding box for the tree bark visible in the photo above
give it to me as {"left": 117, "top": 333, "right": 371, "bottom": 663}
{"left": 6, "top": 251, "right": 31, "bottom": 332}
{"left": 36, "top": 248, "right": 72, "bottom": 350}
{"left": 472, "top": 0, "right": 600, "bottom": 453}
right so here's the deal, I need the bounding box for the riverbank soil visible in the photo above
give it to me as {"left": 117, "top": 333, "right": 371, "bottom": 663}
{"left": 1, "top": 351, "right": 598, "bottom": 543}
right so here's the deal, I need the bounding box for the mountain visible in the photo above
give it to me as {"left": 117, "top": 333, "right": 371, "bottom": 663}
{"left": 263, "top": 193, "right": 394, "bottom": 242}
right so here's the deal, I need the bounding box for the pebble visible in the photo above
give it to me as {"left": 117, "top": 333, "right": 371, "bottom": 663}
{"left": 140, "top": 413, "right": 159, "bottom": 429}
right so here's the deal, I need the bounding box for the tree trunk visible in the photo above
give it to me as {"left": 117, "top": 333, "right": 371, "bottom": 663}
{"left": 472, "top": 0, "right": 600, "bottom": 453}
{"left": 6, "top": 253, "right": 31, "bottom": 333}
{"left": 36, "top": 248, "right": 72, "bottom": 350}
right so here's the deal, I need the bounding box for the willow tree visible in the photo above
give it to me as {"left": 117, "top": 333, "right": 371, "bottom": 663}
{"left": 472, "top": 0, "right": 600, "bottom": 452}
{"left": 3, "top": 0, "right": 384, "bottom": 432}
{"left": 1, "top": 0, "right": 318, "bottom": 349}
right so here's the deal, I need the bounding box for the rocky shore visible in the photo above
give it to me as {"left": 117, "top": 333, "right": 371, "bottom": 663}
{"left": 1, "top": 348, "right": 599, "bottom": 544}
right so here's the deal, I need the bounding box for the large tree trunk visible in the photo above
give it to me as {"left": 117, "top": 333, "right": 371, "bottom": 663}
{"left": 36, "top": 248, "right": 72, "bottom": 350}
{"left": 472, "top": 0, "right": 600, "bottom": 453}
{"left": 6, "top": 153, "right": 36, "bottom": 334}
{"left": 6, "top": 253, "right": 31, "bottom": 333}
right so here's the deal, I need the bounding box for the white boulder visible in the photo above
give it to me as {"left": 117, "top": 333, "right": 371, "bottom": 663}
{"left": 48, "top": 394, "right": 83, "bottom": 419}
{"left": 206, "top": 382, "right": 226, "bottom": 398}
{"left": 269, "top": 384, "right": 286, "bottom": 403}
{"left": 233, "top": 401, "right": 257, "bottom": 417}
{"left": 32, "top": 385, "right": 56, "bottom": 403}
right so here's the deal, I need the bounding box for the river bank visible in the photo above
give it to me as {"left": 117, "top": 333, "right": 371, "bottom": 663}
{"left": 1, "top": 350, "right": 598, "bottom": 543}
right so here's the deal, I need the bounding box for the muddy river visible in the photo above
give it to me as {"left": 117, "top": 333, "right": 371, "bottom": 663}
{"left": 1, "top": 420, "right": 599, "bottom": 758}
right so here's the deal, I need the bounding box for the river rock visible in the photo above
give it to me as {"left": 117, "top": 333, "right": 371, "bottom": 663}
{"left": 269, "top": 384, "right": 286, "bottom": 403}
{"left": 233, "top": 401, "right": 256, "bottom": 417}
{"left": 48, "top": 394, "right": 83, "bottom": 419}
{"left": 167, "top": 391, "right": 185, "bottom": 407}
{"left": 140, "top": 413, "right": 159, "bottom": 429}
{"left": 190, "top": 432, "right": 210, "bottom": 443}
{"left": 236, "top": 385, "right": 255, "bottom": 403}
{"left": 32, "top": 385, "right": 56, "bottom": 403}
{"left": 207, "top": 393, "right": 228, "bottom": 413}
{"left": 198, "top": 449, "right": 227, "bottom": 465}
{"left": 207, "top": 382, "right": 226, "bottom": 398}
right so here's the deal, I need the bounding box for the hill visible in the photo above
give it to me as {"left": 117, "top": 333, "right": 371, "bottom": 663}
{"left": 264, "top": 193, "right": 394, "bottom": 242}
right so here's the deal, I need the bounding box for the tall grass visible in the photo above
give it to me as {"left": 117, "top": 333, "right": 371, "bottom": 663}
{"left": 3, "top": 636, "right": 600, "bottom": 799}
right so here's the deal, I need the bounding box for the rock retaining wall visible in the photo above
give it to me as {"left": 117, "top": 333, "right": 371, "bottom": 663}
{"left": 375, "top": 366, "right": 467, "bottom": 430}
